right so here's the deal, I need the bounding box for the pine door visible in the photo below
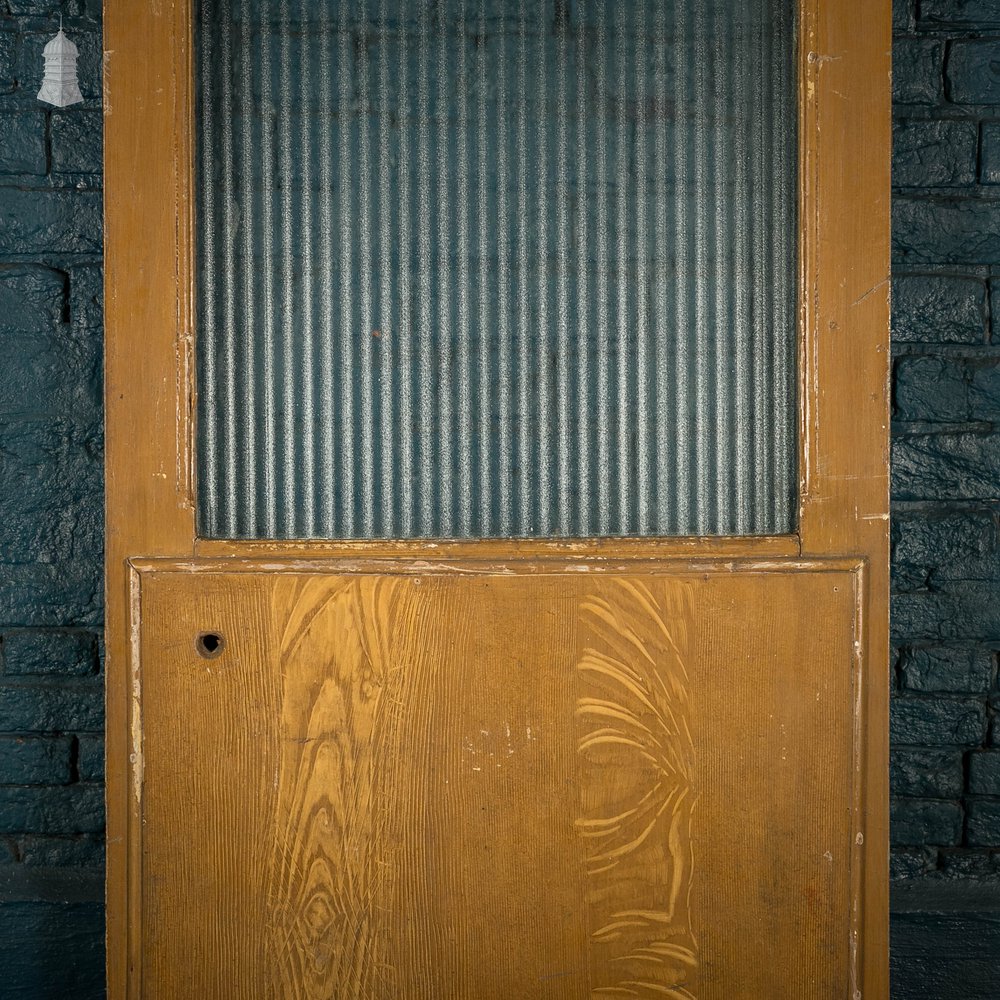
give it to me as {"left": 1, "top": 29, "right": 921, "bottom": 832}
{"left": 104, "top": 1, "right": 890, "bottom": 997}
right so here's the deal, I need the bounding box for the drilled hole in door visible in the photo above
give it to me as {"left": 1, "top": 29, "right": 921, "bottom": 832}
{"left": 195, "top": 631, "right": 225, "bottom": 659}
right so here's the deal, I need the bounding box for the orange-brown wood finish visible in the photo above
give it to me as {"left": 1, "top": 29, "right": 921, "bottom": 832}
{"left": 797, "top": 4, "right": 892, "bottom": 993}
{"left": 135, "top": 559, "right": 861, "bottom": 999}
{"left": 103, "top": 0, "right": 890, "bottom": 997}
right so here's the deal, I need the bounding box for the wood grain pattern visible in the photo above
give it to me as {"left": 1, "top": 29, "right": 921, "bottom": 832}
{"left": 576, "top": 582, "right": 696, "bottom": 1000}
{"left": 104, "top": 2, "right": 197, "bottom": 993}
{"left": 266, "top": 577, "right": 406, "bottom": 997}
{"left": 104, "top": 0, "right": 890, "bottom": 995}
{"left": 136, "top": 561, "right": 859, "bottom": 999}
{"left": 798, "top": 5, "right": 892, "bottom": 994}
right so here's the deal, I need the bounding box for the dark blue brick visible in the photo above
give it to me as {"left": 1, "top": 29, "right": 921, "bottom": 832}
{"left": 901, "top": 647, "right": 994, "bottom": 693}
{"left": 947, "top": 39, "right": 1000, "bottom": 105}
{"left": 0, "top": 736, "right": 72, "bottom": 785}
{"left": 939, "top": 850, "right": 1000, "bottom": 877}
{"left": 920, "top": 0, "right": 1000, "bottom": 25}
{"left": 891, "top": 912, "right": 1000, "bottom": 1000}
{"left": 50, "top": 110, "right": 103, "bottom": 175}
{"left": 893, "top": 513, "right": 997, "bottom": 588}
{"left": 894, "top": 39, "right": 944, "bottom": 105}
{"left": 891, "top": 274, "right": 987, "bottom": 344}
{"left": 16, "top": 834, "right": 103, "bottom": 868}
{"left": 893, "top": 587, "right": 1000, "bottom": 642}
{"left": 0, "top": 33, "right": 15, "bottom": 91}
{"left": 65, "top": 0, "right": 103, "bottom": 21}
{"left": 76, "top": 735, "right": 102, "bottom": 783}
{"left": 0, "top": 560, "right": 103, "bottom": 629}
{"left": 967, "top": 800, "right": 1000, "bottom": 847}
{"left": 894, "top": 0, "right": 913, "bottom": 33}
{"left": 0, "top": 330, "right": 102, "bottom": 421}
{"left": 979, "top": 122, "right": 1000, "bottom": 184}
{"left": 894, "top": 356, "right": 969, "bottom": 422}
{"left": 0, "top": 189, "right": 102, "bottom": 256}
{"left": 891, "top": 797, "right": 963, "bottom": 846}
{"left": 0, "top": 414, "right": 102, "bottom": 493}
{"left": 0, "top": 421, "right": 103, "bottom": 579}
{"left": 891, "top": 694, "right": 987, "bottom": 745}
{"left": 68, "top": 264, "right": 102, "bottom": 331}
{"left": 893, "top": 555, "right": 929, "bottom": 595}
{"left": 893, "top": 120, "right": 978, "bottom": 188}
{"left": 0, "top": 683, "right": 103, "bottom": 733}
{"left": 968, "top": 359, "right": 1000, "bottom": 419}
{"left": 0, "top": 114, "right": 46, "bottom": 175}
{"left": 889, "top": 847, "right": 937, "bottom": 877}
{"left": 2, "top": 630, "right": 97, "bottom": 677}
{"left": 892, "top": 432, "right": 1000, "bottom": 500}
{"left": 0, "top": 266, "right": 64, "bottom": 335}
{"left": 891, "top": 748, "right": 964, "bottom": 796}
{"left": 6, "top": 0, "right": 62, "bottom": 12}
{"left": 0, "top": 784, "right": 103, "bottom": 833}
{"left": 0, "top": 901, "right": 104, "bottom": 1000}
{"left": 893, "top": 198, "right": 1000, "bottom": 266}
{"left": 969, "top": 750, "right": 1000, "bottom": 794}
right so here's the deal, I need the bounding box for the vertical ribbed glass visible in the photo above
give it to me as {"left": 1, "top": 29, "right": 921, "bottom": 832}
{"left": 195, "top": 0, "right": 798, "bottom": 539}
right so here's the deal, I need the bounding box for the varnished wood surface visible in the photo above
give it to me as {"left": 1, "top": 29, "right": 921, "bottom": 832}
{"left": 194, "top": 535, "right": 802, "bottom": 560}
{"left": 798, "top": 4, "right": 892, "bottom": 993}
{"left": 137, "top": 561, "right": 859, "bottom": 999}
{"left": 103, "top": 2, "right": 196, "bottom": 994}
{"left": 104, "top": 0, "right": 891, "bottom": 995}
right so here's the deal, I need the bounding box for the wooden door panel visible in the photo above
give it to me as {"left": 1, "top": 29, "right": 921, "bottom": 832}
{"left": 134, "top": 561, "right": 861, "bottom": 999}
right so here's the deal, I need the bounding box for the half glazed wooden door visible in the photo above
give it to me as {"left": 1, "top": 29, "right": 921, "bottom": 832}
{"left": 104, "top": 1, "right": 890, "bottom": 998}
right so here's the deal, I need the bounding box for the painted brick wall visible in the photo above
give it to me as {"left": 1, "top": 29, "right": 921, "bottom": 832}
{"left": 0, "top": 0, "right": 104, "bottom": 996}
{"left": 890, "top": 1, "right": 1000, "bottom": 997}
{"left": 892, "top": 0, "right": 1000, "bottom": 877}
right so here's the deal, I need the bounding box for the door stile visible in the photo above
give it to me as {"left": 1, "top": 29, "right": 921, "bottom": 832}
{"left": 796, "top": 3, "right": 891, "bottom": 995}
{"left": 104, "top": 1, "right": 197, "bottom": 996}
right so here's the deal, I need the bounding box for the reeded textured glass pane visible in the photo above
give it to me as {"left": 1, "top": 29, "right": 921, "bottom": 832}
{"left": 196, "top": 0, "right": 797, "bottom": 539}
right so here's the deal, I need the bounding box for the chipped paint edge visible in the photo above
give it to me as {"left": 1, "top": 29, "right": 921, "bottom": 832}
{"left": 125, "top": 560, "right": 145, "bottom": 999}
{"left": 130, "top": 555, "right": 865, "bottom": 581}
{"left": 128, "top": 564, "right": 143, "bottom": 805}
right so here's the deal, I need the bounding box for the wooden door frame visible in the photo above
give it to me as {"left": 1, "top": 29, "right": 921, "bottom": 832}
{"left": 103, "top": 0, "right": 891, "bottom": 995}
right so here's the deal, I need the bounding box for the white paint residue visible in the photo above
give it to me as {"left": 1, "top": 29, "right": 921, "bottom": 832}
{"left": 128, "top": 569, "right": 143, "bottom": 805}
{"left": 102, "top": 51, "right": 113, "bottom": 116}
{"left": 462, "top": 723, "right": 537, "bottom": 769}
